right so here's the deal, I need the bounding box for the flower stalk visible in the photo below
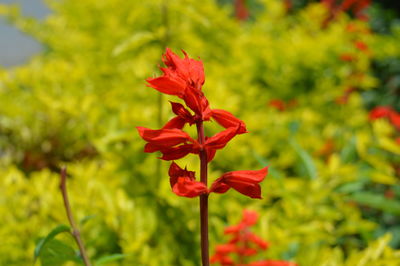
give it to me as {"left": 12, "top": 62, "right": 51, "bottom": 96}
{"left": 197, "top": 121, "right": 209, "bottom": 265}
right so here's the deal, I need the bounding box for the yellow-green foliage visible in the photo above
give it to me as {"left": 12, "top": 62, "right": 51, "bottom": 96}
{"left": 1, "top": 0, "right": 400, "bottom": 265}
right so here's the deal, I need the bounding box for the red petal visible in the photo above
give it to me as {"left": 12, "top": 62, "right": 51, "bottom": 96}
{"left": 223, "top": 224, "right": 243, "bottom": 235}
{"left": 214, "top": 244, "right": 237, "bottom": 254}
{"left": 225, "top": 180, "right": 262, "bottom": 199}
{"left": 159, "top": 144, "right": 195, "bottom": 160}
{"left": 144, "top": 143, "right": 161, "bottom": 153}
{"left": 146, "top": 76, "right": 186, "bottom": 96}
{"left": 209, "top": 178, "right": 230, "bottom": 194}
{"left": 162, "top": 48, "right": 205, "bottom": 89}
{"left": 137, "top": 127, "right": 192, "bottom": 147}
{"left": 168, "top": 162, "right": 195, "bottom": 182}
{"left": 247, "top": 232, "right": 269, "bottom": 250}
{"left": 238, "top": 247, "right": 258, "bottom": 256}
{"left": 222, "top": 167, "right": 269, "bottom": 183}
{"left": 162, "top": 116, "right": 187, "bottom": 129}
{"left": 172, "top": 177, "right": 207, "bottom": 198}
{"left": 206, "top": 148, "right": 217, "bottom": 163}
{"left": 205, "top": 126, "right": 240, "bottom": 151}
{"left": 170, "top": 101, "right": 193, "bottom": 119}
{"left": 210, "top": 167, "right": 268, "bottom": 199}
{"left": 211, "top": 109, "right": 247, "bottom": 133}
{"left": 183, "top": 87, "right": 211, "bottom": 119}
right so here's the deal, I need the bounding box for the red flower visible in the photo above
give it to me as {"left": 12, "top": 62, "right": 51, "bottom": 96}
{"left": 146, "top": 48, "right": 204, "bottom": 95}
{"left": 169, "top": 162, "right": 207, "bottom": 198}
{"left": 339, "top": 53, "right": 356, "bottom": 62}
{"left": 354, "top": 41, "right": 368, "bottom": 52}
{"left": 234, "top": 0, "right": 249, "bottom": 21}
{"left": 212, "top": 210, "right": 295, "bottom": 266}
{"left": 369, "top": 106, "right": 393, "bottom": 120}
{"left": 210, "top": 167, "right": 268, "bottom": 199}
{"left": 268, "top": 99, "right": 286, "bottom": 111}
{"left": 139, "top": 48, "right": 267, "bottom": 203}
{"left": 146, "top": 48, "right": 211, "bottom": 120}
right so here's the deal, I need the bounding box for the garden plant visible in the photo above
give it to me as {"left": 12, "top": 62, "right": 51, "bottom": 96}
{"left": 0, "top": 0, "right": 400, "bottom": 265}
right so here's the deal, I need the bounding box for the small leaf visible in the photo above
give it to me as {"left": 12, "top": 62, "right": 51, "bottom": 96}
{"left": 39, "top": 239, "right": 78, "bottom": 266}
{"left": 34, "top": 224, "right": 71, "bottom": 261}
{"left": 95, "top": 254, "right": 128, "bottom": 265}
{"left": 289, "top": 139, "right": 317, "bottom": 179}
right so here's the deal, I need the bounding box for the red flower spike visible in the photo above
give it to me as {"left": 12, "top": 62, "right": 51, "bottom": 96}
{"left": 168, "top": 162, "right": 207, "bottom": 198}
{"left": 211, "top": 109, "right": 247, "bottom": 134}
{"left": 212, "top": 209, "right": 296, "bottom": 266}
{"left": 210, "top": 167, "right": 268, "bottom": 199}
{"left": 140, "top": 49, "right": 270, "bottom": 265}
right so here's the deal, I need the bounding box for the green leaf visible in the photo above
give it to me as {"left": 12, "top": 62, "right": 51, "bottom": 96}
{"left": 80, "top": 215, "right": 97, "bottom": 226}
{"left": 289, "top": 139, "right": 317, "bottom": 179}
{"left": 349, "top": 192, "right": 400, "bottom": 215}
{"left": 34, "top": 224, "right": 71, "bottom": 261}
{"left": 95, "top": 254, "right": 128, "bottom": 265}
{"left": 39, "top": 239, "right": 78, "bottom": 266}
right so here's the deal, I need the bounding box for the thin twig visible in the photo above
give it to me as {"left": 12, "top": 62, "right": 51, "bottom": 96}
{"left": 59, "top": 167, "right": 92, "bottom": 266}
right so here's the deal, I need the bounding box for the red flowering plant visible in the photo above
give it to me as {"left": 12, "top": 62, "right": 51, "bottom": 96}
{"left": 322, "top": 0, "right": 371, "bottom": 26}
{"left": 211, "top": 210, "right": 296, "bottom": 266}
{"left": 137, "top": 48, "right": 268, "bottom": 265}
{"left": 369, "top": 106, "right": 400, "bottom": 145}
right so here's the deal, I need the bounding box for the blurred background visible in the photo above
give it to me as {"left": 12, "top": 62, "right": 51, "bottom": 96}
{"left": 0, "top": 0, "right": 400, "bottom": 265}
